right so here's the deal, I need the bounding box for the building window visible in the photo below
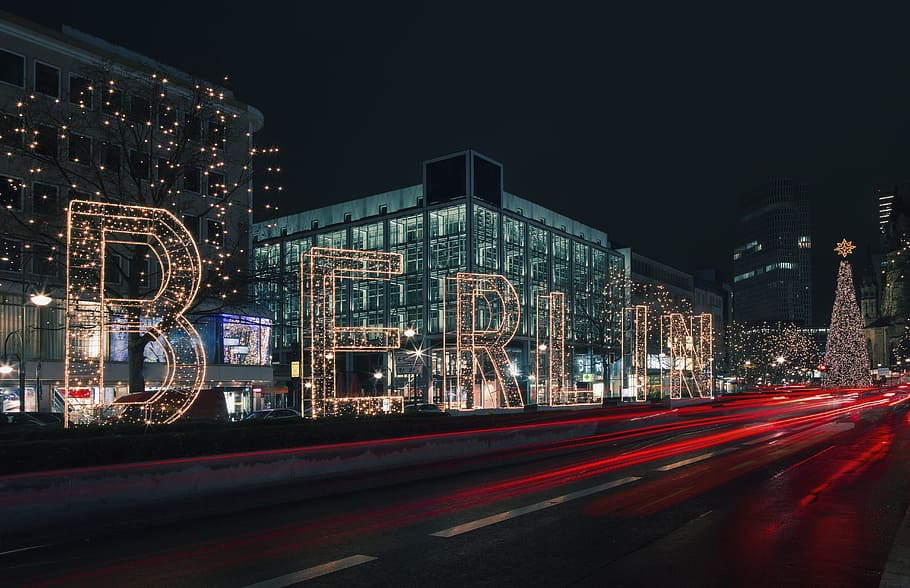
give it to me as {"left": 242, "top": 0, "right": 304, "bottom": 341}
{"left": 105, "top": 252, "right": 122, "bottom": 284}
{"left": 0, "top": 113, "right": 20, "bottom": 149}
{"left": 34, "top": 61, "right": 59, "bottom": 98}
{"left": 0, "top": 175, "right": 23, "bottom": 210}
{"left": 129, "top": 150, "right": 150, "bottom": 180}
{"left": 102, "top": 88, "right": 123, "bottom": 116}
{"left": 32, "top": 182, "right": 58, "bottom": 214}
{"left": 68, "top": 74, "right": 93, "bottom": 109}
{"left": 0, "top": 237, "right": 21, "bottom": 272}
{"left": 379, "top": 205, "right": 388, "bottom": 215}
{"left": 344, "top": 213, "right": 352, "bottom": 223}
{"left": 158, "top": 104, "right": 176, "bottom": 129}
{"left": 182, "top": 215, "right": 200, "bottom": 240}
{"left": 127, "top": 95, "right": 151, "bottom": 124}
{"left": 206, "top": 171, "right": 225, "bottom": 197}
{"left": 207, "top": 220, "right": 224, "bottom": 247}
{"left": 68, "top": 133, "right": 92, "bottom": 165}
{"left": 157, "top": 158, "right": 177, "bottom": 184}
{"left": 184, "top": 114, "right": 203, "bottom": 142}
{"left": 100, "top": 143, "right": 121, "bottom": 173}
{"left": 32, "top": 124, "right": 58, "bottom": 157}
{"left": 30, "top": 243, "right": 55, "bottom": 276}
{"left": 0, "top": 49, "right": 24, "bottom": 87}
{"left": 183, "top": 166, "right": 201, "bottom": 192}
{"left": 311, "top": 220, "right": 319, "bottom": 230}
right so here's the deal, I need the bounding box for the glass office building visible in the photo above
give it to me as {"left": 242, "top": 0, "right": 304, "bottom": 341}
{"left": 252, "top": 151, "right": 625, "bottom": 407}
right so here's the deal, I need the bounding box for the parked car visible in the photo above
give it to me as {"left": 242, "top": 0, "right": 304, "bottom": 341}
{"left": 241, "top": 408, "right": 303, "bottom": 422}
{"left": 403, "top": 403, "right": 449, "bottom": 416}
{"left": 0, "top": 412, "right": 64, "bottom": 427}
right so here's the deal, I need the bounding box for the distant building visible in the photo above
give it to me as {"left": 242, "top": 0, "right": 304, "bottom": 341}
{"left": 862, "top": 184, "right": 910, "bottom": 368}
{"left": 733, "top": 179, "right": 812, "bottom": 326}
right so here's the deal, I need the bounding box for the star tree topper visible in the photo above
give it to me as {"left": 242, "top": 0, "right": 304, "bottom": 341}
{"left": 834, "top": 239, "right": 856, "bottom": 257}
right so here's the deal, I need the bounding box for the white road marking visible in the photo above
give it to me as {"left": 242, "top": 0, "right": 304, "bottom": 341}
{"left": 430, "top": 476, "right": 641, "bottom": 538}
{"left": 654, "top": 447, "right": 737, "bottom": 472}
{"left": 241, "top": 555, "right": 378, "bottom": 587}
{"left": 0, "top": 543, "right": 52, "bottom": 557}
{"left": 743, "top": 431, "right": 786, "bottom": 446}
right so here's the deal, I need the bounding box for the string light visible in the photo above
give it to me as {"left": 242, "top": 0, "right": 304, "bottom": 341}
{"left": 65, "top": 200, "right": 205, "bottom": 425}
{"left": 536, "top": 292, "right": 566, "bottom": 405}
{"left": 623, "top": 305, "right": 648, "bottom": 400}
{"left": 659, "top": 313, "right": 713, "bottom": 398}
{"left": 304, "top": 247, "right": 403, "bottom": 418}
{"left": 825, "top": 241, "right": 870, "bottom": 387}
{"left": 450, "top": 272, "right": 523, "bottom": 409}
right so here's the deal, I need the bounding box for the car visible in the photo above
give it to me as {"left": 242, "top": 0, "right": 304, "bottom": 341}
{"left": 403, "top": 403, "right": 449, "bottom": 416}
{"left": 241, "top": 408, "right": 303, "bottom": 422}
{"left": 0, "top": 412, "right": 64, "bottom": 427}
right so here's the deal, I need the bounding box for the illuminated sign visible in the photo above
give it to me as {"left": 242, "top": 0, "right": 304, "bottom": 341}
{"left": 65, "top": 200, "right": 205, "bottom": 425}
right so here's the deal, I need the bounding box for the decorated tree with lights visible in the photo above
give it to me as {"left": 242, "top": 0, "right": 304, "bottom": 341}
{"left": 824, "top": 240, "right": 870, "bottom": 387}
{"left": 727, "top": 321, "right": 819, "bottom": 384}
{"left": 0, "top": 63, "right": 281, "bottom": 393}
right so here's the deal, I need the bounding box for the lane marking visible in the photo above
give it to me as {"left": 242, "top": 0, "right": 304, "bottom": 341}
{"left": 654, "top": 447, "right": 737, "bottom": 472}
{"left": 241, "top": 555, "right": 377, "bottom": 587}
{"left": 773, "top": 445, "right": 837, "bottom": 480}
{"left": 0, "top": 543, "right": 53, "bottom": 557}
{"left": 743, "top": 431, "right": 786, "bottom": 446}
{"left": 430, "top": 476, "right": 641, "bottom": 538}
{"left": 729, "top": 459, "right": 757, "bottom": 472}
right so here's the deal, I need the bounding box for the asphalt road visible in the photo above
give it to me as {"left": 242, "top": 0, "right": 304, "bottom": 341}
{"left": 3, "top": 392, "right": 910, "bottom": 587}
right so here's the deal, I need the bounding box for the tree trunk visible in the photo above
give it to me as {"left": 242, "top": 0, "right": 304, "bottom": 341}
{"left": 127, "top": 330, "right": 146, "bottom": 394}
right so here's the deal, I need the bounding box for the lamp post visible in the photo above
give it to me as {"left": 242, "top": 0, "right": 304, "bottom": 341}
{"left": 1, "top": 289, "right": 51, "bottom": 412}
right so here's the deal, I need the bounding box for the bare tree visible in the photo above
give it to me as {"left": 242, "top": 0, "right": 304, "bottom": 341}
{"left": 0, "top": 62, "right": 280, "bottom": 393}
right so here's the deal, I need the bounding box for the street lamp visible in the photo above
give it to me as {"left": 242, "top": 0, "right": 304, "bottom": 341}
{"left": 1, "top": 289, "right": 52, "bottom": 413}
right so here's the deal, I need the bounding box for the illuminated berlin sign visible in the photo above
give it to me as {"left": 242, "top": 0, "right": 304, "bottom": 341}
{"left": 65, "top": 200, "right": 205, "bottom": 425}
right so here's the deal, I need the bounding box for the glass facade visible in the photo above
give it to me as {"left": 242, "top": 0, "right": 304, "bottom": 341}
{"left": 253, "top": 168, "right": 622, "bottom": 406}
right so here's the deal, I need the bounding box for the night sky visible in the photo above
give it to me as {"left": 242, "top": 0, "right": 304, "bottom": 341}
{"left": 12, "top": 3, "right": 910, "bottom": 324}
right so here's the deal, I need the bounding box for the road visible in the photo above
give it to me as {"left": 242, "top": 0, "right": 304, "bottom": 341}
{"left": 3, "top": 389, "right": 910, "bottom": 587}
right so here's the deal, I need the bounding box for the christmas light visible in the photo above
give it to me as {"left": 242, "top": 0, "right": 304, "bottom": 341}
{"left": 450, "top": 272, "right": 522, "bottom": 409}
{"left": 659, "top": 312, "right": 713, "bottom": 398}
{"left": 536, "top": 292, "right": 566, "bottom": 404}
{"left": 623, "top": 305, "right": 648, "bottom": 401}
{"left": 304, "top": 247, "right": 403, "bottom": 418}
{"left": 825, "top": 255, "right": 870, "bottom": 387}
{"left": 65, "top": 200, "right": 205, "bottom": 425}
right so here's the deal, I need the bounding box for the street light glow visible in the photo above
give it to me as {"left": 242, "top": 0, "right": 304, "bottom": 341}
{"left": 29, "top": 293, "right": 52, "bottom": 307}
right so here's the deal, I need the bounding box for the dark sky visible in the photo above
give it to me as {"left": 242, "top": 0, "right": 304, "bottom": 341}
{"left": 13, "top": 2, "right": 910, "bottom": 324}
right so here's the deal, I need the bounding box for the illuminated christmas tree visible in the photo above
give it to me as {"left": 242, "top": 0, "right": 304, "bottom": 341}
{"left": 824, "top": 240, "right": 870, "bottom": 387}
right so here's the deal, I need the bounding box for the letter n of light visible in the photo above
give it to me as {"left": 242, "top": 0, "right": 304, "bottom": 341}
{"left": 455, "top": 273, "right": 522, "bottom": 409}
{"left": 65, "top": 200, "right": 205, "bottom": 425}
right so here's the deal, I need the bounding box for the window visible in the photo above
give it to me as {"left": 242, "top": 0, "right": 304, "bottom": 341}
{"left": 0, "top": 113, "right": 20, "bottom": 148}
{"left": 34, "top": 62, "right": 59, "bottom": 97}
{"left": 105, "top": 252, "right": 122, "bottom": 284}
{"left": 32, "top": 182, "right": 58, "bottom": 214}
{"left": 379, "top": 205, "right": 388, "bottom": 215}
{"left": 344, "top": 212, "right": 352, "bottom": 223}
{"left": 30, "top": 244, "right": 55, "bottom": 276}
{"left": 183, "top": 166, "right": 201, "bottom": 192}
{"left": 0, "top": 50, "right": 24, "bottom": 87}
{"left": 127, "top": 95, "right": 150, "bottom": 123}
{"left": 32, "top": 124, "right": 58, "bottom": 156}
{"left": 158, "top": 104, "right": 176, "bottom": 129}
{"left": 0, "top": 175, "right": 23, "bottom": 210}
{"left": 0, "top": 237, "right": 21, "bottom": 272}
{"left": 182, "top": 215, "right": 200, "bottom": 240}
{"left": 68, "top": 133, "right": 91, "bottom": 164}
{"left": 206, "top": 171, "right": 225, "bottom": 197}
{"left": 101, "top": 88, "right": 123, "bottom": 116}
{"left": 311, "top": 220, "right": 319, "bottom": 230}
{"left": 207, "top": 220, "right": 224, "bottom": 247}
{"left": 129, "top": 150, "right": 150, "bottom": 180}
{"left": 157, "top": 158, "right": 177, "bottom": 184}
{"left": 68, "top": 74, "right": 92, "bottom": 109}
{"left": 208, "top": 121, "right": 224, "bottom": 146}
{"left": 100, "top": 143, "right": 121, "bottom": 173}
{"left": 184, "top": 113, "right": 203, "bottom": 141}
